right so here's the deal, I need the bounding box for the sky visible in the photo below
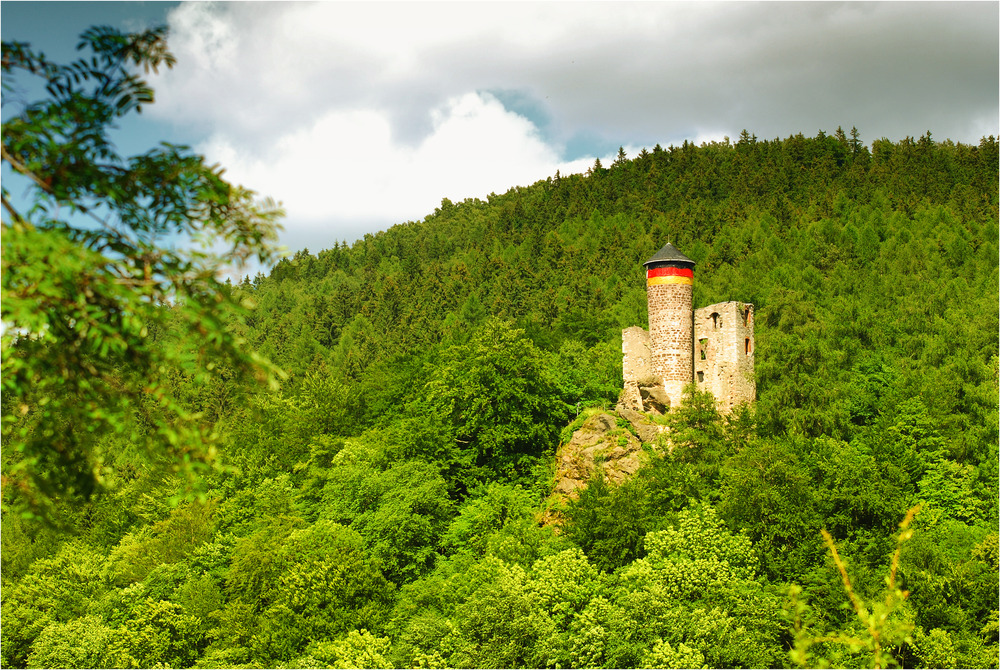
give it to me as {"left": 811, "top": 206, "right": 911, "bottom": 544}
{"left": 3, "top": 1, "right": 998, "bottom": 258}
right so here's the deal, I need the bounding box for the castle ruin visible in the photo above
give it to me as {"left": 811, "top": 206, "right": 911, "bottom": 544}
{"left": 621, "top": 242, "right": 755, "bottom": 414}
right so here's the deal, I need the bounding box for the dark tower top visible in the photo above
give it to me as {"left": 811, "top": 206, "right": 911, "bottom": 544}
{"left": 644, "top": 242, "right": 695, "bottom": 269}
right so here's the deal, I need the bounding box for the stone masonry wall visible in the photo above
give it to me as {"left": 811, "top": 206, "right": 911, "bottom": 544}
{"left": 693, "top": 301, "right": 755, "bottom": 413}
{"left": 648, "top": 281, "right": 693, "bottom": 407}
{"left": 621, "top": 326, "right": 652, "bottom": 411}
{"left": 622, "top": 326, "right": 653, "bottom": 383}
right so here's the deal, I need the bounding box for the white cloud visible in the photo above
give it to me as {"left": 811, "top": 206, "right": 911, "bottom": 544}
{"left": 150, "top": 1, "right": 998, "bottom": 251}
{"left": 202, "top": 91, "right": 599, "bottom": 249}
{"left": 155, "top": 1, "right": 998, "bottom": 149}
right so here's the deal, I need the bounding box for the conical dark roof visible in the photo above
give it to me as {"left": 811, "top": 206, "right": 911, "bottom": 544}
{"left": 644, "top": 242, "right": 695, "bottom": 267}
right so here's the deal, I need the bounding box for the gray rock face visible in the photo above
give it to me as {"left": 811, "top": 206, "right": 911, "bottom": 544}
{"left": 544, "top": 409, "right": 669, "bottom": 527}
{"left": 550, "top": 412, "right": 645, "bottom": 500}
{"left": 616, "top": 405, "right": 666, "bottom": 444}
{"left": 638, "top": 384, "right": 669, "bottom": 414}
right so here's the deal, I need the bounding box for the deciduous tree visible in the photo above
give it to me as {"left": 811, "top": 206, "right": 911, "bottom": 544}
{"left": 1, "top": 26, "right": 283, "bottom": 515}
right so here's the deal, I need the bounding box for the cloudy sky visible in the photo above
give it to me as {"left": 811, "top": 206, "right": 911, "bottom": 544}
{"left": 3, "top": 1, "right": 998, "bottom": 256}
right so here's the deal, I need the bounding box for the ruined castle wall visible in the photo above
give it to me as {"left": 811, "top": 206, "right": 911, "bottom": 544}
{"left": 621, "top": 326, "right": 652, "bottom": 411}
{"left": 693, "top": 301, "right": 755, "bottom": 413}
{"left": 622, "top": 326, "right": 653, "bottom": 383}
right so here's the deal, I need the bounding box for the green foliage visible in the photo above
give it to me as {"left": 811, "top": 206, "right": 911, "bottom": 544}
{"left": 1, "top": 26, "right": 283, "bottom": 516}
{"left": 105, "top": 499, "right": 217, "bottom": 586}
{"left": 244, "top": 521, "right": 395, "bottom": 664}
{"left": 911, "top": 627, "right": 959, "bottom": 668}
{"left": 594, "top": 508, "right": 787, "bottom": 668}
{"left": 288, "top": 629, "right": 392, "bottom": 669}
{"left": 439, "top": 557, "right": 538, "bottom": 668}
{"left": 528, "top": 547, "right": 605, "bottom": 630}
{"left": 616, "top": 506, "right": 758, "bottom": 602}
{"left": 102, "top": 589, "right": 204, "bottom": 668}
{"left": 174, "top": 572, "right": 224, "bottom": 623}
{"left": 547, "top": 338, "right": 623, "bottom": 407}
{"left": 917, "top": 457, "right": 993, "bottom": 525}
{"left": 720, "top": 436, "right": 826, "bottom": 580}
{"left": 2, "top": 39, "right": 996, "bottom": 665}
{"left": 789, "top": 506, "right": 922, "bottom": 669}
{"left": 896, "top": 519, "right": 998, "bottom": 648}
{"left": 667, "top": 384, "right": 726, "bottom": 460}
{"left": 441, "top": 482, "right": 537, "bottom": 556}
{"left": 562, "top": 474, "right": 651, "bottom": 572}
{"left": 24, "top": 615, "right": 113, "bottom": 669}
{"left": 641, "top": 637, "right": 706, "bottom": 669}
{"left": 807, "top": 436, "right": 910, "bottom": 541}
{"left": 0, "top": 512, "right": 60, "bottom": 583}
{"left": 425, "top": 319, "right": 572, "bottom": 486}
{"left": 346, "top": 460, "right": 453, "bottom": 584}
{"left": 0, "top": 540, "right": 105, "bottom": 667}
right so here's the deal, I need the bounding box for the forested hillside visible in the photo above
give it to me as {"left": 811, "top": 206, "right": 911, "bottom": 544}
{"left": 3, "top": 129, "right": 998, "bottom": 668}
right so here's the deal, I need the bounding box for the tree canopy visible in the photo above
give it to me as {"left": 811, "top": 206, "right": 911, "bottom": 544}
{"left": 1, "top": 26, "right": 283, "bottom": 516}
{"left": 2, "top": 24, "right": 998, "bottom": 670}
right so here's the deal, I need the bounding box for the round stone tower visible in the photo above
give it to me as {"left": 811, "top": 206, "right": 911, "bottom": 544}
{"left": 644, "top": 242, "right": 695, "bottom": 407}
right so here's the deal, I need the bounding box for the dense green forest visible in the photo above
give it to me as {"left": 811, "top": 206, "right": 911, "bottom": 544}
{"left": 2, "top": 30, "right": 999, "bottom": 670}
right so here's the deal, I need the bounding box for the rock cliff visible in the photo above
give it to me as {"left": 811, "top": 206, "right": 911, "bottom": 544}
{"left": 544, "top": 406, "right": 666, "bottom": 526}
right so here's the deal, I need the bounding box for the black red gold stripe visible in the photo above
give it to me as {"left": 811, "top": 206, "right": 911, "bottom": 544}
{"left": 647, "top": 266, "right": 693, "bottom": 285}
{"left": 647, "top": 267, "right": 693, "bottom": 278}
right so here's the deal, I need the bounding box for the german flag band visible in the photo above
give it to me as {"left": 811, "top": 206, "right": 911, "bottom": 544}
{"left": 646, "top": 266, "right": 693, "bottom": 285}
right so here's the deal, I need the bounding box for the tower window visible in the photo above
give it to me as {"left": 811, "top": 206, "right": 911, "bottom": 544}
{"left": 745, "top": 338, "right": 752, "bottom": 355}
{"left": 697, "top": 371, "right": 704, "bottom": 382}
{"left": 743, "top": 307, "right": 751, "bottom": 326}
{"left": 711, "top": 312, "right": 720, "bottom": 329}
{"left": 699, "top": 338, "right": 708, "bottom": 360}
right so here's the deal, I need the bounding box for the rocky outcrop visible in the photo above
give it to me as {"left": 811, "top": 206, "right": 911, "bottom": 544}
{"left": 544, "top": 409, "right": 667, "bottom": 526}
{"left": 638, "top": 383, "right": 670, "bottom": 414}
{"left": 551, "top": 412, "right": 643, "bottom": 500}
{"left": 615, "top": 405, "right": 666, "bottom": 444}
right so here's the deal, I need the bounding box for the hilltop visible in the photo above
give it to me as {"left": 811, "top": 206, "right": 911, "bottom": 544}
{"left": 3, "top": 130, "right": 998, "bottom": 669}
